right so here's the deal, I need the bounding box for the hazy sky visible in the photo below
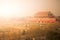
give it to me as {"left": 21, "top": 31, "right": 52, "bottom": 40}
{"left": 0, "top": 0, "right": 60, "bottom": 18}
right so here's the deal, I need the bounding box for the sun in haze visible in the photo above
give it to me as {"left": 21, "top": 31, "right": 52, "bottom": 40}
{"left": 0, "top": 0, "right": 33, "bottom": 18}
{"left": 0, "top": 4, "right": 28, "bottom": 18}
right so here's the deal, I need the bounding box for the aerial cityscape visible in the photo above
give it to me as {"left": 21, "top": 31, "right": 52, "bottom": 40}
{"left": 0, "top": 11, "right": 60, "bottom": 40}
{"left": 0, "top": 0, "right": 60, "bottom": 40}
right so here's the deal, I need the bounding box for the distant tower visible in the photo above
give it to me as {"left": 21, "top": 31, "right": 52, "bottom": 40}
{"left": 34, "top": 11, "right": 55, "bottom": 18}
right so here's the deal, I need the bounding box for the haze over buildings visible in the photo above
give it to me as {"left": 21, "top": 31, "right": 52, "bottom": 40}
{"left": 0, "top": 0, "right": 60, "bottom": 18}
{"left": 0, "top": 0, "right": 60, "bottom": 40}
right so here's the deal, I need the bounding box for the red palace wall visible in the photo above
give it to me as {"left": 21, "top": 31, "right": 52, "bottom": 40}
{"left": 26, "top": 18, "right": 56, "bottom": 23}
